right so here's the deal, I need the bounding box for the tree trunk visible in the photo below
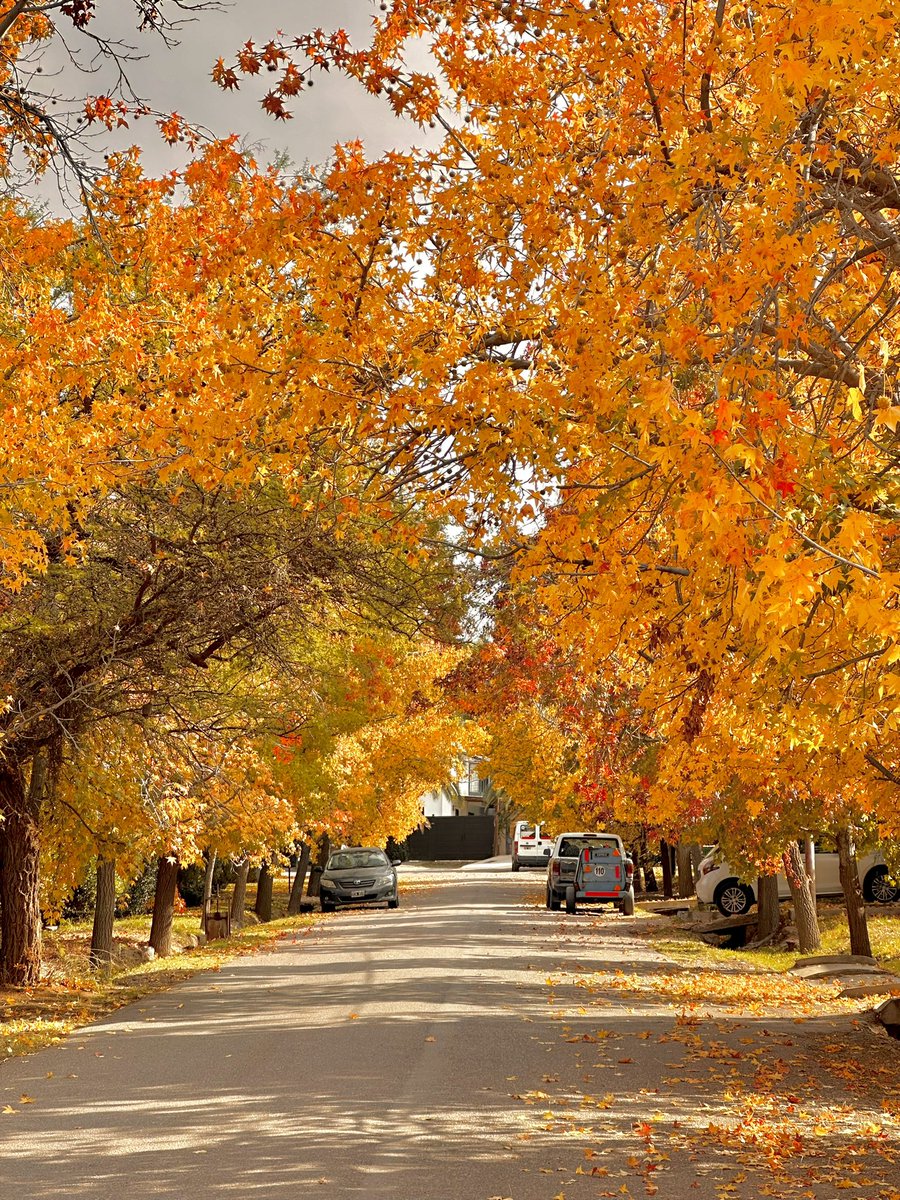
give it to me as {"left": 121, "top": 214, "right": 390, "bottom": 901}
{"left": 660, "top": 838, "right": 674, "bottom": 899}
{"left": 89, "top": 854, "right": 117, "bottom": 969}
{"left": 836, "top": 826, "right": 872, "bottom": 958}
{"left": 255, "top": 860, "right": 273, "bottom": 922}
{"left": 804, "top": 838, "right": 817, "bottom": 907}
{"left": 783, "top": 840, "right": 821, "bottom": 953}
{"left": 676, "top": 843, "right": 695, "bottom": 898}
{"left": 307, "top": 834, "right": 330, "bottom": 897}
{"left": 756, "top": 874, "right": 780, "bottom": 942}
{"left": 0, "top": 760, "right": 43, "bottom": 986}
{"left": 148, "top": 855, "right": 179, "bottom": 957}
{"left": 230, "top": 858, "right": 250, "bottom": 929}
{"left": 638, "top": 830, "right": 658, "bottom": 892}
{"left": 200, "top": 848, "right": 217, "bottom": 931}
{"left": 287, "top": 842, "right": 311, "bottom": 915}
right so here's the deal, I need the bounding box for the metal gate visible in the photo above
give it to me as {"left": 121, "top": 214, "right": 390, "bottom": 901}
{"left": 401, "top": 816, "right": 495, "bottom": 861}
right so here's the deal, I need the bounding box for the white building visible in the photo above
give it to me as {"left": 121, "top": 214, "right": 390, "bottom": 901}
{"left": 421, "top": 757, "right": 493, "bottom": 817}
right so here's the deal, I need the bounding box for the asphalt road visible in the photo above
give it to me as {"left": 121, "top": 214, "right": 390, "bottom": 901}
{"left": 0, "top": 866, "right": 897, "bottom": 1199}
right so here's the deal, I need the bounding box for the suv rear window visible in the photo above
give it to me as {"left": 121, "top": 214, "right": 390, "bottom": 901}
{"left": 558, "top": 837, "right": 620, "bottom": 857}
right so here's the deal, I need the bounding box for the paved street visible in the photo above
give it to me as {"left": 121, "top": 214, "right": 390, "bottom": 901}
{"left": 0, "top": 866, "right": 897, "bottom": 1199}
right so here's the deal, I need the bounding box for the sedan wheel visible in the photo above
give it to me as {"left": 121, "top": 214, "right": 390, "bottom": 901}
{"left": 865, "top": 866, "right": 900, "bottom": 904}
{"left": 714, "top": 880, "right": 752, "bottom": 916}
{"left": 388, "top": 896, "right": 400, "bottom": 909}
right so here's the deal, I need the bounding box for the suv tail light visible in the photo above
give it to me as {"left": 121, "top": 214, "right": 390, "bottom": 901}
{"left": 625, "top": 860, "right": 634, "bottom": 881}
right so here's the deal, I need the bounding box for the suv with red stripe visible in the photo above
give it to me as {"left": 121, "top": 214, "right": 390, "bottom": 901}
{"left": 546, "top": 832, "right": 635, "bottom": 915}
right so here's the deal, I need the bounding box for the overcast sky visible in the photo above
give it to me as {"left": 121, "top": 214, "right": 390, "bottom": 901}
{"left": 41, "top": 1, "right": 426, "bottom": 179}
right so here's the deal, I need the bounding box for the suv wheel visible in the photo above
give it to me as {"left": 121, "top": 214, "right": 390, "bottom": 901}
{"left": 565, "top": 884, "right": 577, "bottom": 914}
{"left": 620, "top": 888, "right": 635, "bottom": 916}
{"left": 713, "top": 879, "right": 753, "bottom": 916}
{"left": 864, "top": 866, "right": 899, "bottom": 904}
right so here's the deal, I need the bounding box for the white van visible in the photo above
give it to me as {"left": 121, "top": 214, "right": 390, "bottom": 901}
{"left": 512, "top": 821, "right": 554, "bottom": 871}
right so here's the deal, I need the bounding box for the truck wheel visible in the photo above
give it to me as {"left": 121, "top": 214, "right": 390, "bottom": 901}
{"left": 512, "top": 859, "right": 520, "bottom": 872}
{"left": 565, "top": 885, "right": 577, "bottom": 914}
{"left": 621, "top": 888, "right": 635, "bottom": 916}
{"left": 864, "top": 866, "right": 899, "bottom": 904}
{"left": 713, "top": 879, "right": 753, "bottom": 916}
{"left": 548, "top": 887, "right": 561, "bottom": 911}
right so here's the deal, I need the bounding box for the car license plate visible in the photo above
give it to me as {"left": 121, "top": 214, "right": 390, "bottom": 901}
{"left": 350, "top": 889, "right": 365, "bottom": 898}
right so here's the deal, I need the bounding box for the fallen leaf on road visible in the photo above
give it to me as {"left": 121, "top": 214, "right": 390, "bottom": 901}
{"left": 2, "top": 1105, "right": 17, "bottom": 1114}
{"left": 19, "top": 1095, "right": 34, "bottom": 1104}
{"left": 424, "top": 1035, "right": 436, "bottom": 1042}
{"left": 348, "top": 1013, "right": 359, "bottom": 1020}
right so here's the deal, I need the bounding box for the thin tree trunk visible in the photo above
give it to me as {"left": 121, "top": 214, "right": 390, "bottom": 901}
{"left": 804, "top": 838, "right": 817, "bottom": 907}
{"left": 255, "top": 859, "right": 273, "bottom": 922}
{"left": 200, "top": 848, "right": 217, "bottom": 931}
{"left": 287, "top": 842, "right": 311, "bottom": 915}
{"left": 89, "top": 854, "right": 117, "bottom": 969}
{"left": 660, "top": 838, "right": 674, "bottom": 899}
{"left": 639, "top": 830, "right": 658, "bottom": 892}
{"left": 0, "top": 759, "right": 43, "bottom": 986}
{"left": 756, "top": 874, "right": 780, "bottom": 942}
{"left": 307, "top": 834, "right": 330, "bottom": 897}
{"left": 230, "top": 858, "right": 250, "bottom": 929}
{"left": 836, "top": 826, "right": 872, "bottom": 958}
{"left": 676, "top": 843, "right": 695, "bottom": 898}
{"left": 690, "top": 843, "right": 703, "bottom": 881}
{"left": 148, "top": 855, "right": 179, "bottom": 957}
{"left": 783, "top": 840, "right": 821, "bottom": 953}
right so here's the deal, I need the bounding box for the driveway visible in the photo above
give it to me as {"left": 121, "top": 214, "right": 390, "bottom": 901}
{"left": 0, "top": 866, "right": 896, "bottom": 1198}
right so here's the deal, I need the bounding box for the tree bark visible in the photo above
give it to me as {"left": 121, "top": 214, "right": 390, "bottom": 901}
{"left": 230, "top": 858, "right": 250, "bottom": 929}
{"left": 756, "top": 874, "right": 780, "bottom": 942}
{"left": 287, "top": 842, "right": 311, "bottom": 915}
{"left": 200, "top": 848, "right": 217, "bottom": 931}
{"left": 660, "top": 838, "right": 674, "bottom": 899}
{"left": 89, "top": 854, "right": 117, "bottom": 969}
{"left": 255, "top": 859, "right": 273, "bottom": 922}
{"left": 638, "top": 830, "right": 658, "bottom": 892}
{"left": 804, "top": 838, "right": 817, "bottom": 907}
{"left": 148, "top": 854, "right": 179, "bottom": 957}
{"left": 783, "top": 840, "right": 821, "bottom": 953}
{"left": 307, "top": 834, "right": 330, "bottom": 897}
{"left": 0, "top": 760, "right": 43, "bottom": 986}
{"left": 676, "top": 843, "right": 695, "bottom": 898}
{"left": 836, "top": 826, "right": 872, "bottom": 958}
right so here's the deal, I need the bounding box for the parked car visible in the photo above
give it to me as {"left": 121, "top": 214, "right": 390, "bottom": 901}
{"left": 695, "top": 845, "right": 899, "bottom": 916}
{"left": 512, "top": 820, "right": 555, "bottom": 871}
{"left": 319, "top": 847, "right": 401, "bottom": 912}
{"left": 546, "top": 831, "right": 635, "bottom": 915}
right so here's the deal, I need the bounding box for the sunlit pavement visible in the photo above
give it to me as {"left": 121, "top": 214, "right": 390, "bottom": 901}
{"left": 0, "top": 869, "right": 896, "bottom": 1199}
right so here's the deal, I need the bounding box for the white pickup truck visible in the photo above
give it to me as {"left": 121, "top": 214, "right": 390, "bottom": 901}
{"left": 512, "top": 821, "right": 555, "bottom": 871}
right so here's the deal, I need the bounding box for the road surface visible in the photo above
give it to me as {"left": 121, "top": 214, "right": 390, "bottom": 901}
{"left": 0, "top": 865, "right": 896, "bottom": 1198}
